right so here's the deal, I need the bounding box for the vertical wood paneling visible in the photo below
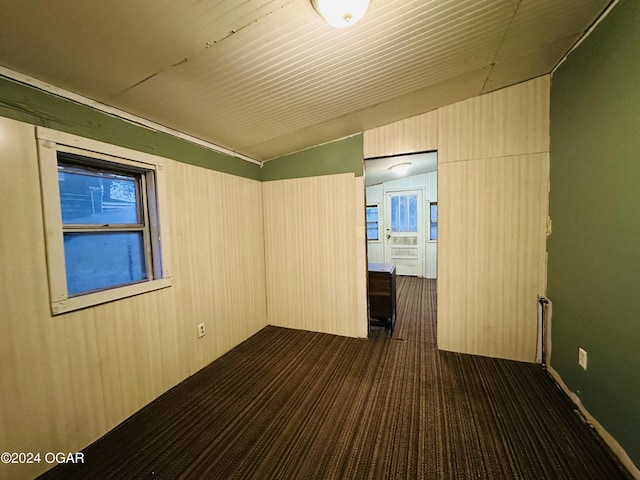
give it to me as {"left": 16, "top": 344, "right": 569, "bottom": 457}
{"left": 438, "top": 76, "right": 550, "bottom": 163}
{"left": 168, "top": 161, "right": 268, "bottom": 372}
{"left": 426, "top": 169, "right": 438, "bottom": 280}
{"left": 438, "top": 154, "right": 549, "bottom": 361}
{"left": 366, "top": 183, "right": 384, "bottom": 204}
{"left": 436, "top": 77, "right": 550, "bottom": 362}
{"left": 0, "top": 117, "right": 267, "bottom": 479}
{"left": 363, "top": 110, "right": 438, "bottom": 159}
{"left": 363, "top": 76, "right": 550, "bottom": 362}
{"left": 354, "top": 176, "right": 369, "bottom": 338}
{"left": 425, "top": 171, "right": 438, "bottom": 201}
{"left": 0, "top": 118, "right": 60, "bottom": 480}
{"left": 425, "top": 243, "right": 438, "bottom": 279}
{"left": 367, "top": 242, "right": 385, "bottom": 265}
{"left": 263, "top": 173, "right": 362, "bottom": 338}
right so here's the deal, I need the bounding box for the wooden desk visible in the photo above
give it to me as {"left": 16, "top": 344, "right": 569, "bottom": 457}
{"left": 368, "top": 263, "right": 397, "bottom": 335}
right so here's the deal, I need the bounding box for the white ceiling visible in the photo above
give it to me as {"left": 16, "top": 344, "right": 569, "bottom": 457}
{"left": 0, "top": 0, "right": 612, "bottom": 162}
{"left": 365, "top": 151, "right": 437, "bottom": 186}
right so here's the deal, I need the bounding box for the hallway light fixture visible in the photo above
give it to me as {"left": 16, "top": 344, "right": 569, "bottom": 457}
{"left": 311, "top": 0, "right": 371, "bottom": 28}
{"left": 390, "top": 162, "right": 411, "bottom": 175}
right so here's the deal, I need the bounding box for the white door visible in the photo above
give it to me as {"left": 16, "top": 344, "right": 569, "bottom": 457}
{"left": 384, "top": 189, "right": 424, "bottom": 276}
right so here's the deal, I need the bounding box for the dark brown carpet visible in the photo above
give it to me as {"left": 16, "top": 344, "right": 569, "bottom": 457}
{"left": 40, "top": 277, "right": 632, "bottom": 479}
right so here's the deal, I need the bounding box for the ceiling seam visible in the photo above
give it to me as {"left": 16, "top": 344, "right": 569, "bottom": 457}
{"left": 480, "top": 0, "right": 523, "bottom": 93}
{"left": 110, "top": 0, "right": 298, "bottom": 101}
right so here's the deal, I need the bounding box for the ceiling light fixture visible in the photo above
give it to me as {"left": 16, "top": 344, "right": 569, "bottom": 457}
{"left": 311, "top": 0, "right": 371, "bottom": 28}
{"left": 390, "top": 162, "right": 411, "bottom": 175}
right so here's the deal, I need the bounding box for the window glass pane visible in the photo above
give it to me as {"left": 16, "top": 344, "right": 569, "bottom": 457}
{"left": 409, "top": 194, "right": 417, "bottom": 232}
{"left": 365, "top": 206, "right": 378, "bottom": 223}
{"left": 63, "top": 232, "right": 147, "bottom": 295}
{"left": 429, "top": 203, "right": 438, "bottom": 240}
{"left": 399, "top": 196, "right": 408, "bottom": 231}
{"left": 392, "top": 194, "right": 417, "bottom": 232}
{"left": 58, "top": 165, "right": 139, "bottom": 225}
{"left": 366, "top": 206, "right": 379, "bottom": 240}
{"left": 391, "top": 196, "right": 398, "bottom": 231}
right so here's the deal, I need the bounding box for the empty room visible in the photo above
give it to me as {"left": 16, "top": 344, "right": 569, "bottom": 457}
{"left": 0, "top": 0, "right": 638, "bottom": 478}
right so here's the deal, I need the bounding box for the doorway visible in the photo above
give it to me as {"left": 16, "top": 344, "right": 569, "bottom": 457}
{"left": 364, "top": 151, "right": 437, "bottom": 279}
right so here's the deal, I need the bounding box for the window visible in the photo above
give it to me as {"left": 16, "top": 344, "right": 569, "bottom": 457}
{"left": 58, "top": 156, "right": 151, "bottom": 295}
{"left": 366, "top": 205, "right": 379, "bottom": 241}
{"left": 390, "top": 193, "right": 418, "bottom": 232}
{"left": 37, "top": 128, "right": 171, "bottom": 314}
{"left": 429, "top": 202, "right": 438, "bottom": 241}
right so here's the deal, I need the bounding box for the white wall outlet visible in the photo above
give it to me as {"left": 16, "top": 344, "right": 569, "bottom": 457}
{"left": 578, "top": 347, "right": 588, "bottom": 370}
{"left": 197, "top": 322, "right": 206, "bottom": 338}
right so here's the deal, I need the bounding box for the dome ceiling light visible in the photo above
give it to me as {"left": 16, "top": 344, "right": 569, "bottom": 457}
{"left": 390, "top": 163, "right": 411, "bottom": 175}
{"left": 311, "top": 0, "right": 371, "bottom": 28}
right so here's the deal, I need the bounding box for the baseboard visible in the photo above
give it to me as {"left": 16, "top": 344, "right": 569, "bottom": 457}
{"left": 546, "top": 365, "right": 640, "bottom": 479}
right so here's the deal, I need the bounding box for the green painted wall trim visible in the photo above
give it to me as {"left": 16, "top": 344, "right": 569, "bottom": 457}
{"left": 548, "top": 0, "right": 640, "bottom": 467}
{"left": 0, "top": 76, "right": 363, "bottom": 182}
{"left": 0, "top": 76, "right": 261, "bottom": 180}
{"left": 260, "top": 135, "right": 363, "bottom": 182}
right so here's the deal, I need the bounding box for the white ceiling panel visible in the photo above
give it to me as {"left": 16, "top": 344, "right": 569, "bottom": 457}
{"left": 495, "top": 0, "right": 610, "bottom": 61}
{"left": 0, "top": 0, "right": 284, "bottom": 99}
{"left": 483, "top": 36, "right": 581, "bottom": 93}
{"left": 0, "top": 0, "right": 615, "bottom": 162}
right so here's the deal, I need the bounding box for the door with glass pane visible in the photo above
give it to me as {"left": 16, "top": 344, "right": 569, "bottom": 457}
{"left": 384, "top": 189, "right": 423, "bottom": 276}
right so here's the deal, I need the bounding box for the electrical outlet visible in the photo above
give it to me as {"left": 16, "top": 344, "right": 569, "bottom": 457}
{"left": 197, "top": 322, "right": 206, "bottom": 338}
{"left": 578, "top": 347, "right": 588, "bottom": 370}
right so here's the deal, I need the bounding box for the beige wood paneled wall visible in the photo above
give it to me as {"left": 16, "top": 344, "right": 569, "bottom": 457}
{"left": 438, "top": 154, "right": 549, "bottom": 361}
{"left": 437, "top": 76, "right": 549, "bottom": 362}
{"left": 354, "top": 175, "right": 368, "bottom": 338}
{"left": 0, "top": 117, "right": 267, "bottom": 479}
{"left": 169, "top": 161, "right": 268, "bottom": 370}
{"left": 437, "top": 76, "right": 550, "bottom": 163}
{"left": 263, "top": 173, "right": 362, "bottom": 338}
{"left": 363, "top": 110, "right": 438, "bottom": 158}
{"left": 363, "top": 75, "right": 550, "bottom": 362}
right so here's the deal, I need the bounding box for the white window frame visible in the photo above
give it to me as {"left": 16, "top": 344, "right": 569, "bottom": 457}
{"left": 37, "top": 127, "right": 172, "bottom": 315}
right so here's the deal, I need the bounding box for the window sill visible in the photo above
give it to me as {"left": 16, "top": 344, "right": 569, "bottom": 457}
{"left": 51, "top": 278, "right": 172, "bottom": 315}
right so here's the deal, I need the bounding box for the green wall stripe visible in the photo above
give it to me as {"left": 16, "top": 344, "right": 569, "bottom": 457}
{"left": 153, "top": 133, "right": 261, "bottom": 180}
{"left": 0, "top": 75, "right": 364, "bottom": 182}
{"left": 0, "top": 76, "right": 262, "bottom": 180}
{"left": 260, "top": 135, "right": 363, "bottom": 182}
{"left": 548, "top": 0, "right": 640, "bottom": 467}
